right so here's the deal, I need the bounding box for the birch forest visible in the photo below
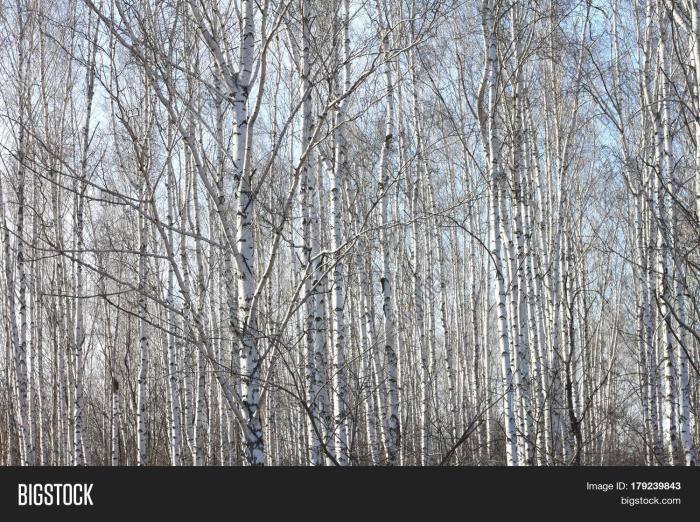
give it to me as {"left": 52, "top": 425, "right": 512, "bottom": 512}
{"left": 1, "top": 0, "right": 699, "bottom": 467}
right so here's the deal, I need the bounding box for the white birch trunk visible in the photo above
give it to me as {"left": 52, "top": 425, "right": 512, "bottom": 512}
{"left": 137, "top": 185, "right": 150, "bottom": 466}
{"left": 482, "top": 0, "right": 517, "bottom": 465}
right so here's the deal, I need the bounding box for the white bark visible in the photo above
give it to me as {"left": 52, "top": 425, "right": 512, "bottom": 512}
{"left": 482, "top": 0, "right": 517, "bottom": 466}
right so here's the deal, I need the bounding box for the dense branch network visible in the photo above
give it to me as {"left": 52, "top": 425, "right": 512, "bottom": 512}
{"left": 0, "top": 0, "right": 698, "bottom": 466}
